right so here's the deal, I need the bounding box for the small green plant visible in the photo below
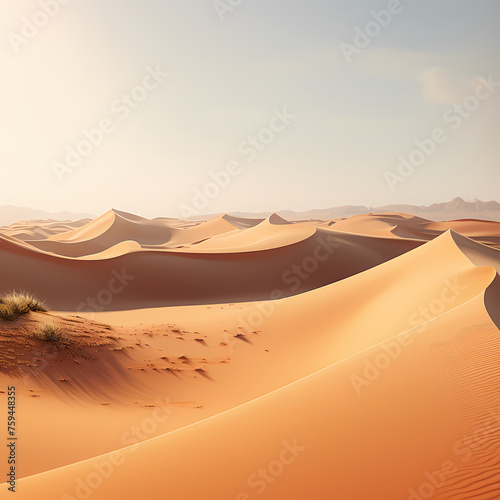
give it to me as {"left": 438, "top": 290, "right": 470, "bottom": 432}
{"left": 33, "top": 322, "right": 63, "bottom": 342}
{"left": 0, "top": 291, "right": 47, "bottom": 321}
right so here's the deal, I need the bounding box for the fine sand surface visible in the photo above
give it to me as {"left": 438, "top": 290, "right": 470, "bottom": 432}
{"left": 0, "top": 210, "right": 499, "bottom": 499}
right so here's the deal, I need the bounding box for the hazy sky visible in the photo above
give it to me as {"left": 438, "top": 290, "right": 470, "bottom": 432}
{"left": 1, "top": 0, "right": 499, "bottom": 217}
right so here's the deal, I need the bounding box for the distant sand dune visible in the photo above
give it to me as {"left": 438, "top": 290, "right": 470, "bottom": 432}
{"left": 0, "top": 226, "right": 422, "bottom": 309}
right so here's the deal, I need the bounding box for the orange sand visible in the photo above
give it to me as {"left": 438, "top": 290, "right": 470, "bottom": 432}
{"left": 0, "top": 211, "right": 499, "bottom": 499}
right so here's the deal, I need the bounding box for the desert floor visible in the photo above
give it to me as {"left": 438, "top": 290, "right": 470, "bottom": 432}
{"left": 1, "top": 209, "right": 499, "bottom": 499}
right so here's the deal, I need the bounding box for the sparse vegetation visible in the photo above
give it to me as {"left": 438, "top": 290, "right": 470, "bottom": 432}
{"left": 0, "top": 291, "right": 46, "bottom": 321}
{"left": 33, "top": 322, "right": 63, "bottom": 342}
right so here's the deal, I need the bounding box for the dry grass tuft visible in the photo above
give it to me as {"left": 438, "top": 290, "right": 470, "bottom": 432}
{"left": 33, "top": 322, "right": 63, "bottom": 342}
{"left": 0, "top": 291, "right": 47, "bottom": 321}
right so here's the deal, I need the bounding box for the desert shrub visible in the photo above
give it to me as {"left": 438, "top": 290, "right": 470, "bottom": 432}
{"left": 33, "top": 322, "right": 63, "bottom": 342}
{"left": 0, "top": 291, "right": 47, "bottom": 321}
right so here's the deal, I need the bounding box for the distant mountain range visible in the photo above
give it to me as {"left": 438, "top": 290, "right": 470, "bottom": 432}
{"left": 272, "top": 197, "right": 500, "bottom": 222}
{"left": 1, "top": 198, "right": 500, "bottom": 226}
{"left": 220, "top": 198, "right": 500, "bottom": 222}
{"left": 0, "top": 205, "right": 94, "bottom": 226}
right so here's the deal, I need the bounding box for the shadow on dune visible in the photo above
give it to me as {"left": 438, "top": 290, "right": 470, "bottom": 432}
{"left": 485, "top": 274, "right": 500, "bottom": 330}
{"left": 0, "top": 228, "right": 424, "bottom": 311}
{"left": 12, "top": 345, "right": 151, "bottom": 404}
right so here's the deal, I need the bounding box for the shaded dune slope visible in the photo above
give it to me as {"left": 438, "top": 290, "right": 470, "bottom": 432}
{"left": 0, "top": 228, "right": 422, "bottom": 310}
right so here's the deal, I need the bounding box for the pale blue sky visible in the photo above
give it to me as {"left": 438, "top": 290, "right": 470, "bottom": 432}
{"left": 1, "top": 1, "right": 498, "bottom": 217}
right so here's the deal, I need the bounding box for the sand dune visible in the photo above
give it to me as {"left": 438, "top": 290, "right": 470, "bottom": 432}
{"left": 327, "top": 212, "right": 429, "bottom": 238}
{"left": 26, "top": 210, "right": 238, "bottom": 257}
{"left": 1, "top": 210, "right": 499, "bottom": 499}
{"left": 0, "top": 216, "right": 425, "bottom": 309}
{"left": 221, "top": 214, "right": 264, "bottom": 229}
{"left": 184, "top": 215, "right": 316, "bottom": 251}
{"left": 0, "top": 218, "right": 90, "bottom": 241}
{"left": 13, "top": 305, "right": 500, "bottom": 499}
{"left": 325, "top": 212, "right": 500, "bottom": 249}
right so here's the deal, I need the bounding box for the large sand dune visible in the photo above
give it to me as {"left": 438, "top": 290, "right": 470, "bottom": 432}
{"left": 0, "top": 210, "right": 499, "bottom": 499}
{"left": 0, "top": 213, "right": 425, "bottom": 309}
